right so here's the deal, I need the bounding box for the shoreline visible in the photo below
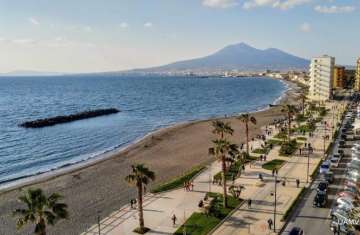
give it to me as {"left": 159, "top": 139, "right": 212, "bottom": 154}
{"left": 0, "top": 78, "right": 297, "bottom": 193}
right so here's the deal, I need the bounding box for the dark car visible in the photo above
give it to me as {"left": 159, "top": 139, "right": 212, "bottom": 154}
{"left": 317, "top": 181, "right": 328, "bottom": 192}
{"left": 339, "top": 140, "right": 346, "bottom": 148}
{"left": 313, "top": 192, "right": 327, "bottom": 207}
{"left": 289, "top": 226, "right": 304, "bottom": 235}
{"left": 325, "top": 171, "right": 334, "bottom": 183}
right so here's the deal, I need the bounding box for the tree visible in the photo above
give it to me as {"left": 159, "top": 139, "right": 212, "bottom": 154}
{"left": 13, "top": 188, "right": 68, "bottom": 235}
{"left": 237, "top": 113, "right": 257, "bottom": 156}
{"left": 211, "top": 120, "right": 234, "bottom": 140}
{"left": 300, "top": 94, "right": 307, "bottom": 116}
{"left": 281, "top": 104, "right": 297, "bottom": 142}
{"left": 209, "top": 139, "right": 239, "bottom": 208}
{"left": 125, "top": 164, "right": 155, "bottom": 234}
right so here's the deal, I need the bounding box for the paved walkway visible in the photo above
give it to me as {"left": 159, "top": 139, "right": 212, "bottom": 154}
{"left": 82, "top": 101, "right": 345, "bottom": 235}
{"left": 212, "top": 101, "right": 346, "bottom": 235}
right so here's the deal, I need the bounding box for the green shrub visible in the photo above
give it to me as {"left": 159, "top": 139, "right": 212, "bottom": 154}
{"left": 279, "top": 139, "right": 298, "bottom": 156}
{"left": 262, "top": 159, "right": 286, "bottom": 171}
{"left": 252, "top": 147, "right": 269, "bottom": 154}
{"left": 151, "top": 166, "right": 205, "bottom": 193}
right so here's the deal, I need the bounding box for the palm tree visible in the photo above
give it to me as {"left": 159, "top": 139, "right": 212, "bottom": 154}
{"left": 212, "top": 120, "right": 234, "bottom": 139}
{"left": 209, "top": 139, "right": 239, "bottom": 208}
{"left": 281, "top": 104, "right": 297, "bottom": 142}
{"left": 237, "top": 113, "right": 257, "bottom": 156}
{"left": 13, "top": 188, "right": 68, "bottom": 235}
{"left": 125, "top": 164, "right": 155, "bottom": 234}
{"left": 300, "top": 94, "right": 307, "bottom": 116}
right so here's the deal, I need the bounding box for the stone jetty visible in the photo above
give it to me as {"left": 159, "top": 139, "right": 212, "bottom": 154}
{"left": 20, "top": 108, "right": 120, "bottom": 128}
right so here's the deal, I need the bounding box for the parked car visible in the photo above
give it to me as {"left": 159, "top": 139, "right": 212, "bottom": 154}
{"left": 339, "top": 140, "right": 346, "bottom": 148}
{"left": 319, "top": 161, "right": 331, "bottom": 174}
{"left": 337, "top": 191, "right": 357, "bottom": 199}
{"left": 330, "top": 156, "right": 340, "bottom": 167}
{"left": 313, "top": 192, "right": 327, "bottom": 207}
{"left": 289, "top": 227, "right": 304, "bottom": 235}
{"left": 324, "top": 171, "right": 334, "bottom": 183}
{"left": 331, "top": 209, "right": 356, "bottom": 234}
{"left": 317, "top": 181, "right": 329, "bottom": 193}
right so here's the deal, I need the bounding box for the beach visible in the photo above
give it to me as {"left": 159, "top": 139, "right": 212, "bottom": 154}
{"left": 0, "top": 80, "right": 301, "bottom": 235}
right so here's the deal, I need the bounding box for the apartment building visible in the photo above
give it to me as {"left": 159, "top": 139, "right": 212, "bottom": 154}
{"left": 309, "top": 55, "right": 335, "bottom": 101}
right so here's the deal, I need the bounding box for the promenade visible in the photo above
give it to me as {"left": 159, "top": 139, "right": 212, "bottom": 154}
{"left": 82, "top": 101, "right": 345, "bottom": 235}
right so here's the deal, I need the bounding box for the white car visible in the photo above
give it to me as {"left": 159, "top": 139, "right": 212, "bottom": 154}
{"left": 320, "top": 161, "right": 331, "bottom": 174}
{"left": 330, "top": 156, "right": 340, "bottom": 167}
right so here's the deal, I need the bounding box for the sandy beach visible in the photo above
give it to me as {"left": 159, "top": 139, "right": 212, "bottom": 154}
{"left": 0, "top": 80, "right": 302, "bottom": 235}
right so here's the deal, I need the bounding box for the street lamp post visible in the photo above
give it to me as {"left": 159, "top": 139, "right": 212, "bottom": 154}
{"left": 306, "top": 145, "right": 310, "bottom": 183}
{"left": 97, "top": 211, "right": 101, "bottom": 235}
{"left": 273, "top": 174, "right": 277, "bottom": 233}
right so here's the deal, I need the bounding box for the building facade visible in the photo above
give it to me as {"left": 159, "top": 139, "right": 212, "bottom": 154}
{"left": 333, "top": 66, "right": 345, "bottom": 89}
{"left": 356, "top": 58, "right": 360, "bottom": 91}
{"left": 309, "top": 55, "right": 335, "bottom": 101}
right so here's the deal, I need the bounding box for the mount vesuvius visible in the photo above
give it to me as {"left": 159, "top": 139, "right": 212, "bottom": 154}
{"left": 134, "top": 43, "right": 310, "bottom": 73}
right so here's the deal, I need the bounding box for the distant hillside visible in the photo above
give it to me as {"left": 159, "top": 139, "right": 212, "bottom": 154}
{"left": 134, "top": 43, "right": 310, "bottom": 73}
{"left": 0, "top": 70, "right": 64, "bottom": 77}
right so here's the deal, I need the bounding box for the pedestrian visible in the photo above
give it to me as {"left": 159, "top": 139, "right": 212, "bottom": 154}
{"left": 130, "top": 199, "right": 134, "bottom": 209}
{"left": 264, "top": 155, "right": 267, "bottom": 161}
{"left": 299, "top": 148, "right": 302, "bottom": 156}
{"left": 259, "top": 173, "right": 263, "bottom": 181}
{"left": 267, "top": 218, "right": 273, "bottom": 230}
{"left": 296, "top": 179, "right": 300, "bottom": 188}
{"left": 242, "top": 164, "right": 245, "bottom": 171}
{"left": 272, "top": 169, "right": 275, "bottom": 176}
{"left": 248, "top": 199, "right": 252, "bottom": 208}
{"left": 172, "top": 214, "right": 177, "bottom": 226}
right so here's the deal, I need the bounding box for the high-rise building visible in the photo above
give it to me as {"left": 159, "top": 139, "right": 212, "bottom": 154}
{"left": 333, "top": 66, "right": 345, "bottom": 89}
{"left": 355, "top": 58, "right": 360, "bottom": 91}
{"left": 309, "top": 55, "right": 335, "bottom": 101}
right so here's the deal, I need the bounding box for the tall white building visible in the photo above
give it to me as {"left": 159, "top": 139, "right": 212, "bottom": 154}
{"left": 309, "top": 55, "right": 335, "bottom": 101}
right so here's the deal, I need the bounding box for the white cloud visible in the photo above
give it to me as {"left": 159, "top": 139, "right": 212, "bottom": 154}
{"left": 120, "top": 22, "right": 129, "bottom": 29}
{"left": 243, "top": 0, "right": 310, "bottom": 10}
{"left": 202, "top": 0, "right": 238, "bottom": 8}
{"left": 144, "top": 22, "right": 153, "bottom": 28}
{"left": 300, "top": 22, "right": 311, "bottom": 32}
{"left": 83, "top": 26, "right": 93, "bottom": 32}
{"left": 314, "top": 5, "right": 355, "bottom": 14}
{"left": 11, "top": 39, "right": 35, "bottom": 44}
{"left": 28, "top": 17, "right": 40, "bottom": 25}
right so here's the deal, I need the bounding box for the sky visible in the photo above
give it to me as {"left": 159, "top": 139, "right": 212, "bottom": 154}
{"left": 0, "top": 0, "right": 359, "bottom": 73}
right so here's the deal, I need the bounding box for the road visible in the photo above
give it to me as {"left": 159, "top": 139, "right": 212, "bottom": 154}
{"left": 282, "top": 110, "right": 351, "bottom": 235}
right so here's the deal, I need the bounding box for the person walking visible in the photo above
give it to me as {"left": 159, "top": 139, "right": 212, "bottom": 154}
{"left": 248, "top": 199, "right": 252, "bottom": 208}
{"left": 172, "top": 214, "right": 177, "bottom": 227}
{"left": 267, "top": 218, "right": 273, "bottom": 230}
{"left": 130, "top": 199, "right": 134, "bottom": 209}
{"left": 272, "top": 169, "right": 275, "bottom": 176}
{"left": 296, "top": 179, "right": 300, "bottom": 188}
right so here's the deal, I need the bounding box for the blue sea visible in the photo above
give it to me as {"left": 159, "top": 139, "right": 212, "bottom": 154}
{"left": 0, "top": 75, "right": 287, "bottom": 184}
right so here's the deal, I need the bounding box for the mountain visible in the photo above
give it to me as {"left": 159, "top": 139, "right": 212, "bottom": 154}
{"left": 134, "top": 43, "right": 310, "bottom": 73}
{"left": 0, "top": 70, "right": 64, "bottom": 77}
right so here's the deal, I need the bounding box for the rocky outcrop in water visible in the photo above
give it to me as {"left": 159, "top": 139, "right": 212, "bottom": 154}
{"left": 20, "top": 108, "right": 120, "bottom": 128}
